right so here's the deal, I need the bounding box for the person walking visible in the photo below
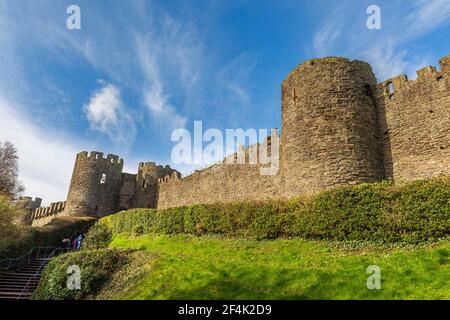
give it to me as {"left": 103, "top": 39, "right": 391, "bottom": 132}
{"left": 72, "top": 238, "right": 78, "bottom": 250}
{"left": 61, "top": 238, "right": 70, "bottom": 250}
{"left": 76, "top": 234, "right": 83, "bottom": 250}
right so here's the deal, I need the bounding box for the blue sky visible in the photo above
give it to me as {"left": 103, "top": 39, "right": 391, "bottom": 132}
{"left": 1, "top": 0, "right": 450, "bottom": 204}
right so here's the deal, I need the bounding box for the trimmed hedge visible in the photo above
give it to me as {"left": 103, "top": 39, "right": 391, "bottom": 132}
{"left": 82, "top": 222, "right": 113, "bottom": 249}
{"left": 96, "top": 177, "right": 450, "bottom": 244}
{"left": 33, "top": 249, "right": 127, "bottom": 300}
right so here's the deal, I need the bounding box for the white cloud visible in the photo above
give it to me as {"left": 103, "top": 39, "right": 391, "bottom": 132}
{"left": 84, "top": 84, "right": 120, "bottom": 131}
{"left": 0, "top": 97, "right": 86, "bottom": 206}
{"left": 84, "top": 84, "right": 137, "bottom": 145}
{"left": 162, "top": 14, "right": 202, "bottom": 87}
{"left": 397, "top": 0, "right": 450, "bottom": 43}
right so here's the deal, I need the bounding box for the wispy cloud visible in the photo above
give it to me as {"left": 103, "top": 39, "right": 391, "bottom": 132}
{"left": 216, "top": 51, "right": 261, "bottom": 105}
{"left": 311, "top": 0, "right": 450, "bottom": 81}
{"left": 135, "top": 34, "right": 188, "bottom": 131}
{"left": 394, "top": 0, "right": 450, "bottom": 43}
{"left": 313, "top": 21, "right": 341, "bottom": 57}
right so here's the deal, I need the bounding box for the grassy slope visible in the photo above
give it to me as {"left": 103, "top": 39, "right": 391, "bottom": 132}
{"left": 106, "top": 234, "right": 450, "bottom": 300}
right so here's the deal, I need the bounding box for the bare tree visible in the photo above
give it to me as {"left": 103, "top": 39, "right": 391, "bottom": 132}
{"left": 0, "top": 141, "right": 24, "bottom": 198}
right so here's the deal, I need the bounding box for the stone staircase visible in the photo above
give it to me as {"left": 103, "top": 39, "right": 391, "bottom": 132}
{"left": 0, "top": 222, "right": 95, "bottom": 300}
{"left": 0, "top": 246, "right": 74, "bottom": 300}
{"left": 0, "top": 258, "right": 49, "bottom": 300}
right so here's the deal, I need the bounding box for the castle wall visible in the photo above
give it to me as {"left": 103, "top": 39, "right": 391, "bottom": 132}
{"left": 27, "top": 54, "right": 450, "bottom": 221}
{"left": 17, "top": 196, "right": 42, "bottom": 212}
{"left": 280, "top": 57, "right": 385, "bottom": 198}
{"left": 158, "top": 163, "right": 280, "bottom": 209}
{"left": 157, "top": 55, "right": 450, "bottom": 209}
{"left": 157, "top": 136, "right": 280, "bottom": 209}
{"left": 64, "top": 151, "right": 124, "bottom": 218}
{"left": 376, "top": 55, "right": 450, "bottom": 181}
{"left": 119, "top": 173, "right": 136, "bottom": 210}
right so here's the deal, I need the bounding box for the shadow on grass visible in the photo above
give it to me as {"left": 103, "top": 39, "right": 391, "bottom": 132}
{"left": 163, "top": 267, "right": 368, "bottom": 300}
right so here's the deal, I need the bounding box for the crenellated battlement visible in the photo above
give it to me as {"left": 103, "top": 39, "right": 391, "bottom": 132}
{"left": 31, "top": 201, "right": 66, "bottom": 227}
{"left": 138, "top": 161, "right": 167, "bottom": 174}
{"left": 377, "top": 54, "right": 450, "bottom": 99}
{"left": 76, "top": 151, "right": 124, "bottom": 166}
{"left": 375, "top": 54, "right": 450, "bottom": 183}
{"left": 17, "top": 196, "right": 42, "bottom": 207}
{"left": 439, "top": 54, "right": 450, "bottom": 74}
{"left": 139, "top": 161, "right": 156, "bottom": 169}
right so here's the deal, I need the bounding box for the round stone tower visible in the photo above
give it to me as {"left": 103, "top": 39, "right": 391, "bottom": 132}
{"left": 64, "top": 151, "right": 124, "bottom": 218}
{"left": 280, "top": 57, "right": 384, "bottom": 198}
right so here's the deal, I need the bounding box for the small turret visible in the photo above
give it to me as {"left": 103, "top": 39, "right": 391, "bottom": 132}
{"left": 132, "top": 161, "right": 180, "bottom": 209}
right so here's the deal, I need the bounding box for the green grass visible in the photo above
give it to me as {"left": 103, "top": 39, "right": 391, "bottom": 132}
{"left": 105, "top": 234, "right": 450, "bottom": 300}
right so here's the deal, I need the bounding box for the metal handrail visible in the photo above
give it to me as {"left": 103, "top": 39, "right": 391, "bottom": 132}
{"left": 12, "top": 221, "right": 97, "bottom": 299}
{"left": 0, "top": 249, "right": 34, "bottom": 270}
{"left": 16, "top": 247, "right": 67, "bottom": 300}
{"left": 0, "top": 246, "right": 60, "bottom": 271}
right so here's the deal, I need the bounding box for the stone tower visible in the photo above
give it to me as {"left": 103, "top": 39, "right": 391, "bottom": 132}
{"left": 64, "top": 151, "right": 124, "bottom": 218}
{"left": 132, "top": 162, "right": 179, "bottom": 209}
{"left": 280, "top": 57, "right": 385, "bottom": 198}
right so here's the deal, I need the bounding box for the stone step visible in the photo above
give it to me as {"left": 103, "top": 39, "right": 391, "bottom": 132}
{"left": 0, "top": 276, "right": 37, "bottom": 281}
{"left": 0, "top": 295, "right": 32, "bottom": 301}
{"left": 0, "top": 277, "right": 40, "bottom": 282}
{"left": 0, "top": 246, "right": 74, "bottom": 300}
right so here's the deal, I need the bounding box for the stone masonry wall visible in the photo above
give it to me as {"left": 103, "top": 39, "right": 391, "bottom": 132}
{"left": 119, "top": 173, "right": 137, "bottom": 210}
{"left": 157, "top": 134, "right": 280, "bottom": 209}
{"left": 375, "top": 55, "right": 450, "bottom": 181}
{"left": 15, "top": 196, "right": 43, "bottom": 225}
{"left": 281, "top": 57, "right": 385, "bottom": 198}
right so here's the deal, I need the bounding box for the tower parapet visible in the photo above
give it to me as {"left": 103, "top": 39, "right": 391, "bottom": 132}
{"left": 15, "top": 196, "right": 43, "bottom": 225}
